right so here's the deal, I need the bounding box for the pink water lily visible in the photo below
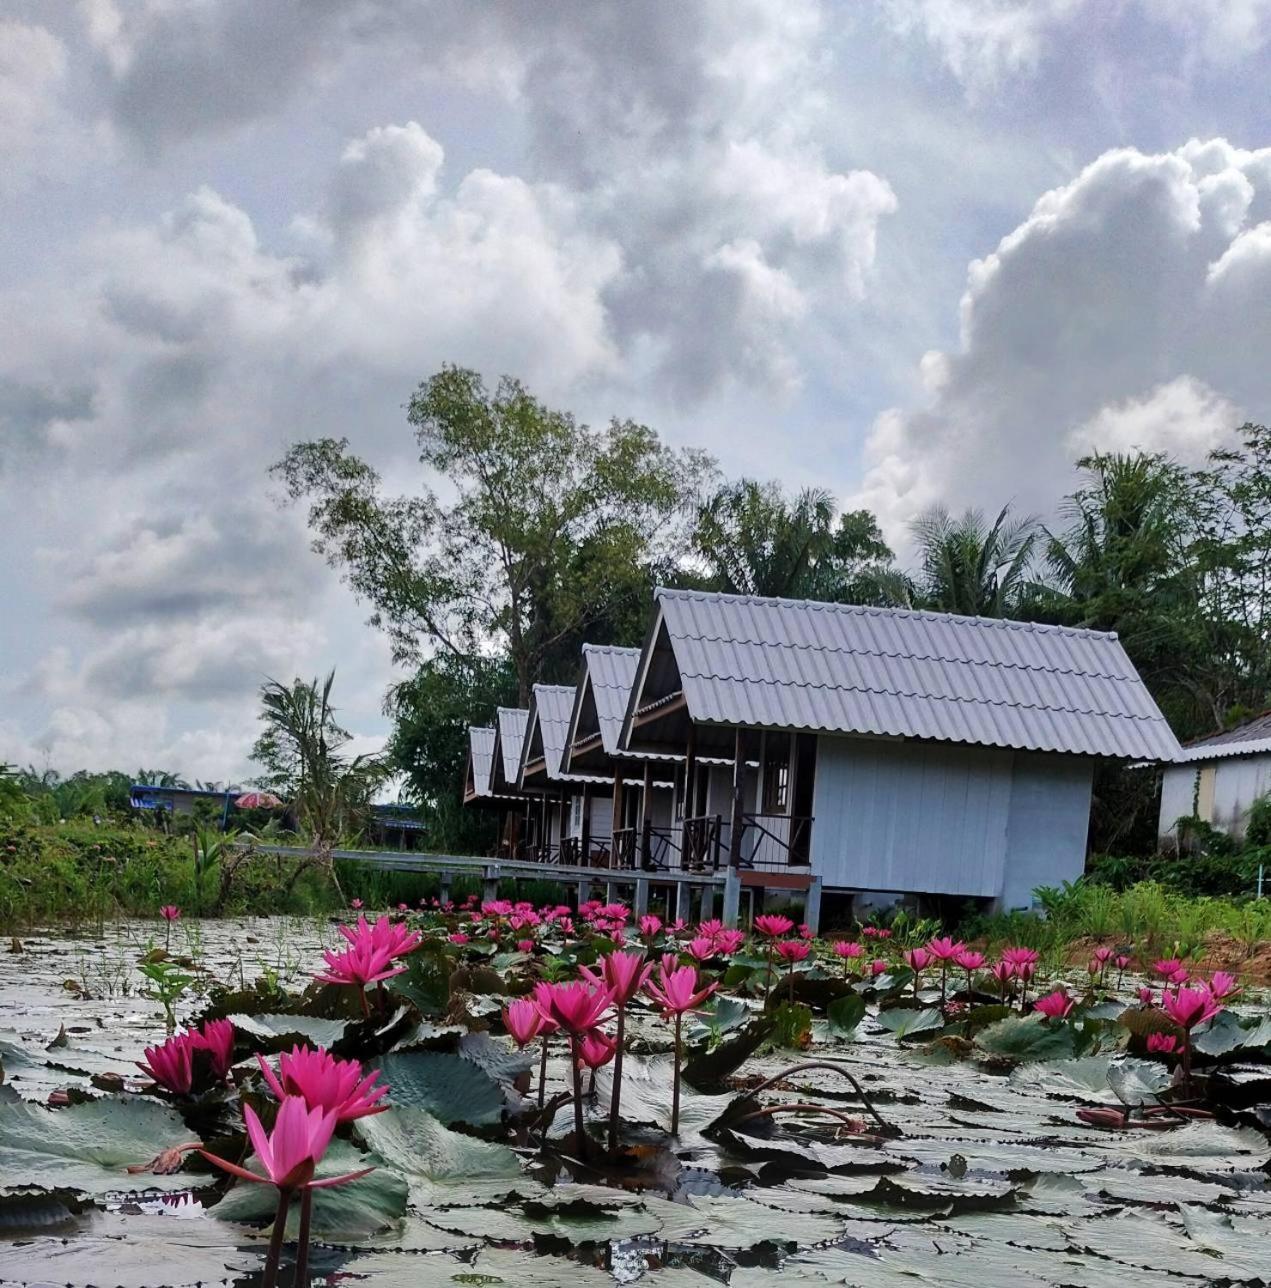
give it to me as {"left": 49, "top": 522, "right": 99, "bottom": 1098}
{"left": 576, "top": 1030, "right": 618, "bottom": 1070}
{"left": 638, "top": 914, "right": 663, "bottom": 937}
{"left": 1147, "top": 1032, "right": 1179, "bottom": 1055}
{"left": 580, "top": 950, "right": 654, "bottom": 1007}
{"left": 712, "top": 929, "right": 746, "bottom": 956}
{"left": 686, "top": 936, "right": 717, "bottom": 962}
{"left": 645, "top": 965, "right": 718, "bottom": 1136}
{"left": 338, "top": 914, "right": 422, "bottom": 960}
{"left": 314, "top": 938, "right": 406, "bottom": 999}
{"left": 138, "top": 1031, "right": 195, "bottom": 1094}
{"left": 777, "top": 939, "right": 811, "bottom": 962}
{"left": 1033, "top": 989, "right": 1075, "bottom": 1020}
{"left": 502, "top": 998, "right": 544, "bottom": 1048}
{"left": 535, "top": 980, "right": 614, "bottom": 1035}
{"left": 201, "top": 1095, "right": 371, "bottom": 1191}
{"left": 1161, "top": 986, "right": 1223, "bottom": 1031}
{"left": 257, "top": 1046, "right": 388, "bottom": 1122}
{"left": 1206, "top": 971, "right": 1241, "bottom": 1001}
{"left": 192, "top": 1019, "right": 235, "bottom": 1079}
{"left": 159, "top": 905, "right": 181, "bottom": 922}
{"left": 903, "top": 946, "right": 932, "bottom": 972}
{"left": 926, "top": 936, "right": 964, "bottom": 961}
{"left": 754, "top": 914, "right": 794, "bottom": 937}
{"left": 833, "top": 940, "right": 864, "bottom": 959}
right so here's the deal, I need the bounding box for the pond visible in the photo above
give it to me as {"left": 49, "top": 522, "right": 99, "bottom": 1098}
{"left": 0, "top": 913, "right": 1268, "bottom": 1287}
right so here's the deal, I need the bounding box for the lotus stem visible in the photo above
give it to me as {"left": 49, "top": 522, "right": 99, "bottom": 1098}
{"left": 537, "top": 1033, "right": 549, "bottom": 1108}
{"left": 732, "top": 1102, "right": 878, "bottom": 1137}
{"left": 747, "top": 1060, "right": 893, "bottom": 1134}
{"left": 569, "top": 1034, "right": 588, "bottom": 1162}
{"left": 262, "top": 1187, "right": 290, "bottom": 1288}
{"left": 607, "top": 1004, "right": 626, "bottom": 1154}
{"left": 293, "top": 1188, "right": 313, "bottom": 1287}
{"left": 671, "top": 1011, "right": 682, "bottom": 1136}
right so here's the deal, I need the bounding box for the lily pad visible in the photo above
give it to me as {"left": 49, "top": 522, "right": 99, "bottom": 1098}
{"left": 828, "top": 995, "right": 866, "bottom": 1039}
{"left": 0, "top": 1098, "right": 197, "bottom": 1196}
{"left": 876, "top": 1008, "right": 943, "bottom": 1040}
{"left": 1009, "top": 1056, "right": 1168, "bottom": 1104}
{"left": 227, "top": 1013, "right": 349, "bottom": 1050}
{"left": 370, "top": 1050, "right": 504, "bottom": 1125}
{"left": 974, "top": 1015, "right": 1075, "bottom": 1063}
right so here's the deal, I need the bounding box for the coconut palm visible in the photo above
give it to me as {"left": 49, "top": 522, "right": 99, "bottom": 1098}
{"left": 909, "top": 503, "right": 1038, "bottom": 618}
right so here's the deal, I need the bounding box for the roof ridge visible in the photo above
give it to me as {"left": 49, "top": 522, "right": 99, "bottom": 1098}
{"left": 654, "top": 585, "right": 1119, "bottom": 641}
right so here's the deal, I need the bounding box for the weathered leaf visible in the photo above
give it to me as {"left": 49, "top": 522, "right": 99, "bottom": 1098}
{"left": 828, "top": 994, "right": 866, "bottom": 1038}
{"left": 974, "top": 1016, "right": 1075, "bottom": 1062}
{"left": 876, "top": 1008, "right": 944, "bottom": 1039}
{"left": 370, "top": 1050, "right": 504, "bottom": 1125}
{"left": 227, "top": 1013, "right": 349, "bottom": 1050}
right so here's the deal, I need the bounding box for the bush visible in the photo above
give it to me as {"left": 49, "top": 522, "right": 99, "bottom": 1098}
{"left": 1086, "top": 849, "right": 1263, "bottom": 897}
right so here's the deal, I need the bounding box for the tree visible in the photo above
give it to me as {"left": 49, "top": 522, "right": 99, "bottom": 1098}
{"left": 909, "top": 503, "right": 1038, "bottom": 617}
{"left": 692, "top": 479, "right": 899, "bottom": 603}
{"left": 250, "top": 672, "right": 385, "bottom": 888}
{"left": 273, "top": 366, "right": 713, "bottom": 704}
{"left": 385, "top": 653, "right": 518, "bottom": 854}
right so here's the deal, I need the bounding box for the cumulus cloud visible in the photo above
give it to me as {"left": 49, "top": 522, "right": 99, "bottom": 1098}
{"left": 850, "top": 139, "right": 1271, "bottom": 544}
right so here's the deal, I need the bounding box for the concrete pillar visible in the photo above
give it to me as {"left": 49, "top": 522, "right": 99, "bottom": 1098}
{"left": 605, "top": 880, "right": 617, "bottom": 905}
{"left": 634, "top": 878, "right": 650, "bottom": 917}
{"left": 674, "top": 880, "right": 691, "bottom": 925}
{"left": 577, "top": 878, "right": 592, "bottom": 907}
{"left": 722, "top": 867, "right": 742, "bottom": 928}
{"left": 439, "top": 875, "right": 452, "bottom": 906}
{"left": 483, "top": 867, "right": 499, "bottom": 903}
{"left": 803, "top": 875, "right": 823, "bottom": 935}
{"left": 700, "top": 883, "right": 715, "bottom": 921}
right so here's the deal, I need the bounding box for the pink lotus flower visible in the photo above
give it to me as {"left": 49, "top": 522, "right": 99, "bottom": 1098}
{"left": 138, "top": 1032, "right": 195, "bottom": 1094}
{"left": 1152, "top": 957, "right": 1184, "bottom": 978}
{"left": 535, "top": 981, "right": 613, "bottom": 1035}
{"left": 580, "top": 950, "right": 654, "bottom": 1007}
{"left": 576, "top": 1030, "right": 617, "bottom": 1070}
{"left": 798, "top": 923, "right": 816, "bottom": 940}
{"left": 713, "top": 929, "right": 746, "bottom": 955}
{"left": 1161, "top": 986, "right": 1223, "bottom": 1030}
{"left": 448, "top": 932, "right": 469, "bottom": 945}
{"left": 515, "top": 938, "right": 534, "bottom": 953}
{"left": 668, "top": 918, "right": 687, "bottom": 933}
{"left": 1087, "top": 958, "right": 1102, "bottom": 976}
{"left": 257, "top": 1046, "right": 388, "bottom": 1121}
{"left": 200, "top": 1095, "right": 371, "bottom": 1192}
{"left": 777, "top": 939, "right": 811, "bottom": 962}
{"left": 697, "top": 919, "right": 724, "bottom": 938}
{"left": 686, "top": 936, "right": 716, "bottom": 962}
{"left": 1001, "top": 946, "right": 1039, "bottom": 969}
{"left": 645, "top": 965, "right": 718, "bottom": 1017}
{"left": 955, "top": 950, "right": 985, "bottom": 972}
{"left": 159, "top": 905, "right": 181, "bottom": 922}
{"left": 861, "top": 926, "right": 880, "bottom": 939}
{"left": 754, "top": 914, "right": 794, "bottom": 938}
{"left": 350, "top": 898, "right": 363, "bottom": 910}
{"left": 1033, "top": 989, "right": 1075, "bottom": 1020}
{"left": 338, "top": 914, "right": 421, "bottom": 960}
{"left": 192, "top": 1019, "right": 235, "bottom": 1079}
{"left": 1147, "top": 1032, "right": 1179, "bottom": 1054}
{"left": 503, "top": 998, "right": 545, "bottom": 1047}
{"left": 314, "top": 940, "right": 406, "bottom": 1001}
{"left": 638, "top": 914, "right": 663, "bottom": 937}
{"left": 926, "top": 936, "right": 964, "bottom": 961}
{"left": 990, "top": 960, "right": 1016, "bottom": 985}
{"left": 1137, "top": 985, "right": 1154, "bottom": 1005}
{"left": 833, "top": 941, "right": 864, "bottom": 959}
{"left": 903, "top": 947, "right": 933, "bottom": 972}
{"left": 660, "top": 950, "right": 681, "bottom": 977}
{"left": 1167, "top": 967, "right": 1190, "bottom": 985}
{"left": 869, "top": 958, "right": 888, "bottom": 976}
{"left": 1092, "top": 946, "right": 1114, "bottom": 964}
{"left": 1115, "top": 954, "right": 1131, "bottom": 970}
{"left": 1206, "top": 971, "right": 1241, "bottom": 1000}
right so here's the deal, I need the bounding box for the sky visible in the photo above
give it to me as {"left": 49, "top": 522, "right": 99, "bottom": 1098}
{"left": 3, "top": 1, "right": 1271, "bottom": 783}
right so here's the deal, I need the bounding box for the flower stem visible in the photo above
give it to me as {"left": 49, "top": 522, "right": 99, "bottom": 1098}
{"left": 569, "top": 1034, "right": 588, "bottom": 1162}
{"left": 537, "top": 1033, "right": 549, "bottom": 1108}
{"left": 671, "top": 1012, "right": 682, "bottom": 1136}
{"left": 293, "top": 1188, "right": 313, "bottom": 1287}
{"left": 262, "top": 1187, "right": 290, "bottom": 1288}
{"left": 607, "top": 1004, "right": 626, "bottom": 1154}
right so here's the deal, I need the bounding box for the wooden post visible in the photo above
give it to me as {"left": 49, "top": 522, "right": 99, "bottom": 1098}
{"left": 580, "top": 784, "right": 591, "bottom": 864}
{"left": 611, "top": 770, "right": 623, "bottom": 838}
{"left": 539, "top": 795, "right": 549, "bottom": 862}
{"left": 684, "top": 724, "right": 697, "bottom": 817}
{"left": 558, "top": 793, "right": 569, "bottom": 860}
{"left": 728, "top": 727, "right": 745, "bottom": 868}
{"left": 639, "top": 763, "right": 652, "bottom": 865}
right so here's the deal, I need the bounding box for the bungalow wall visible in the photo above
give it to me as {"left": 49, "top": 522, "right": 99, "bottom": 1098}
{"left": 809, "top": 737, "right": 1092, "bottom": 909}
{"left": 1159, "top": 755, "right": 1271, "bottom": 847}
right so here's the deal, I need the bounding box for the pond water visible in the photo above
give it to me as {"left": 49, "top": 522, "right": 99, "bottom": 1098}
{"left": 0, "top": 919, "right": 1268, "bottom": 1287}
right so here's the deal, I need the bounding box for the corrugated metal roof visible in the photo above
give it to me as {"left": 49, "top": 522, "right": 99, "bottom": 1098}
{"left": 495, "top": 707, "right": 529, "bottom": 786}
{"left": 651, "top": 588, "right": 1182, "bottom": 762}
{"left": 582, "top": 644, "right": 645, "bottom": 755}
{"left": 528, "top": 684, "right": 609, "bottom": 783}
{"left": 1175, "top": 710, "right": 1271, "bottom": 763}
{"left": 467, "top": 727, "right": 496, "bottom": 797}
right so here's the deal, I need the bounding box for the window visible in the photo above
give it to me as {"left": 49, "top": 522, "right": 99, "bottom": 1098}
{"left": 762, "top": 732, "right": 790, "bottom": 813}
{"left": 570, "top": 796, "right": 583, "bottom": 835}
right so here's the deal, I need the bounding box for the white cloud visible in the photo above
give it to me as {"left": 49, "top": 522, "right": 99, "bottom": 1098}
{"left": 850, "top": 139, "right": 1271, "bottom": 546}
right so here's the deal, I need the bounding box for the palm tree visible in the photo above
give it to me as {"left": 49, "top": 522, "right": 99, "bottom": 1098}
{"left": 909, "top": 503, "right": 1038, "bottom": 617}
{"left": 693, "top": 480, "right": 897, "bottom": 603}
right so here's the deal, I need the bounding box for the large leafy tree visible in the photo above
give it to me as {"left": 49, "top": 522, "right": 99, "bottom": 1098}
{"left": 274, "top": 366, "right": 713, "bottom": 704}
{"left": 908, "top": 503, "right": 1038, "bottom": 617}
{"left": 692, "top": 479, "right": 900, "bottom": 603}
{"left": 385, "top": 653, "right": 518, "bottom": 854}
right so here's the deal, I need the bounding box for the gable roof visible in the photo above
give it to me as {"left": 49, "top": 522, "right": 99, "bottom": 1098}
{"left": 492, "top": 707, "right": 530, "bottom": 791}
{"left": 1175, "top": 710, "right": 1271, "bottom": 763}
{"left": 624, "top": 588, "right": 1182, "bottom": 762}
{"left": 465, "top": 727, "right": 497, "bottom": 798}
{"left": 521, "top": 684, "right": 609, "bottom": 786}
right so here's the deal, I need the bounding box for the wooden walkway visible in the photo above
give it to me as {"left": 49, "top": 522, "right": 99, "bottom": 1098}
{"left": 247, "top": 844, "right": 822, "bottom": 929}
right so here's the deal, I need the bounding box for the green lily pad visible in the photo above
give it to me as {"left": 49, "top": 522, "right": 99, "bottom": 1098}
{"left": 1193, "top": 1010, "right": 1271, "bottom": 1057}
{"left": 228, "top": 1013, "right": 349, "bottom": 1050}
{"left": 1008, "top": 1056, "right": 1168, "bottom": 1104}
{"left": 974, "top": 1016, "right": 1075, "bottom": 1063}
{"left": 828, "top": 994, "right": 866, "bottom": 1038}
{"left": 371, "top": 1050, "right": 504, "bottom": 1125}
{"left": 876, "top": 1008, "right": 944, "bottom": 1039}
{"left": 0, "top": 1097, "right": 197, "bottom": 1196}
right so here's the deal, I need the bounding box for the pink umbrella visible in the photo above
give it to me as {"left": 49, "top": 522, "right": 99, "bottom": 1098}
{"left": 235, "top": 791, "right": 283, "bottom": 809}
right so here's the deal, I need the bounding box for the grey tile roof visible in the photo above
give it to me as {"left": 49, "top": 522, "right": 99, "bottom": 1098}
{"left": 1175, "top": 710, "right": 1271, "bottom": 763}
{"left": 651, "top": 588, "right": 1182, "bottom": 762}
{"left": 527, "top": 684, "right": 609, "bottom": 783}
{"left": 467, "top": 726, "right": 496, "bottom": 797}
{"left": 582, "top": 644, "right": 649, "bottom": 755}
{"left": 495, "top": 707, "right": 529, "bottom": 786}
